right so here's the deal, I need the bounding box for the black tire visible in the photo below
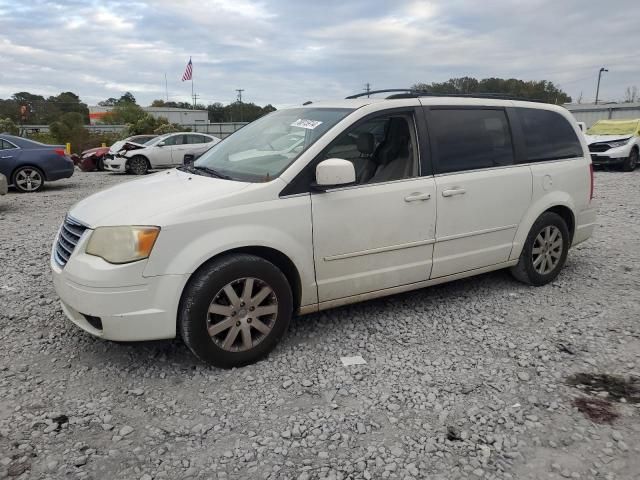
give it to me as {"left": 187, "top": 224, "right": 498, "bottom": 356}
{"left": 179, "top": 254, "right": 293, "bottom": 368}
{"left": 127, "top": 155, "right": 149, "bottom": 175}
{"left": 510, "top": 212, "right": 570, "bottom": 286}
{"left": 12, "top": 166, "right": 45, "bottom": 193}
{"left": 622, "top": 148, "right": 638, "bottom": 172}
{"left": 96, "top": 157, "right": 105, "bottom": 171}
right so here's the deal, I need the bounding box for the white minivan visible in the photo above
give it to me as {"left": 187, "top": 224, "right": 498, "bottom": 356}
{"left": 51, "top": 94, "right": 596, "bottom": 368}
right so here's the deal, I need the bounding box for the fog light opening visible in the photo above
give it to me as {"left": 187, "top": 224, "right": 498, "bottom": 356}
{"left": 82, "top": 314, "right": 103, "bottom": 331}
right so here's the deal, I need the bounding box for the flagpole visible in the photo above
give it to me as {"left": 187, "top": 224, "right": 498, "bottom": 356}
{"left": 191, "top": 77, "right": 194, "bottom": 109}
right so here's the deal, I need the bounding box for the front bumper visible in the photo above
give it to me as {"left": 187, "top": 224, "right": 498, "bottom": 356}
{"left": 590, "top": 154, "right": 625, "bottom": 166}
{"left": 589, "top": 144, "right": 630, "bottom": 165}
{"left": 51, "top": 230, "right": 187, "bottom": 341}
{"left": 103, "top": 156, "right": 127, "bottom": 173}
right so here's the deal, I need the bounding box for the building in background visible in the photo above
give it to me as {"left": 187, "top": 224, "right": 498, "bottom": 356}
{"left": 88, "top": 106, "right": 208, "bottom": 126}
{"left": 565, "top": 102, "right": 640, "bottom": 128}
{"left": 143, "top": 107, "right": 208, "bottom": 125}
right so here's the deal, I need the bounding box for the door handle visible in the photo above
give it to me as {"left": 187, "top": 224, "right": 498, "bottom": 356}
{"left": 442, "top": 188, "right": 466, "bottom": 197}
{"left": 404, "top": 192, "right": 431, "bottom": 202}
{"left": 0, "top": 156, "right": 12, "bottom": 159}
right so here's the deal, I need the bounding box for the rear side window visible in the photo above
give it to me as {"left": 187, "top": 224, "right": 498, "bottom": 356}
{"left": 518, "top": 108, "right": 582, "bottom": 162}
{"left": 430, "top": 109, "right": 514, "bottom": 174}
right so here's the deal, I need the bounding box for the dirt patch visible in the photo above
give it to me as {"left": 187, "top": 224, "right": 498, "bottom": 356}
{"left": 567, "top": 373, "right": 640, "bottom": 403}
{"left": 572, "top": 397, "right": 619, "bottom": 424}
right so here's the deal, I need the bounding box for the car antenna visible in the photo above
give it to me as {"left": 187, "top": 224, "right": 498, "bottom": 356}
{"left": 302, "top": 101, "right": 313, "bottom": 105}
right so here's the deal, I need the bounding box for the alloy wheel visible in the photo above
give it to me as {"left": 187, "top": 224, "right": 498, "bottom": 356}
{"left": 531, "top": 225, "right": 563, "bottom": 275}
{"left": 206, "top": 277, "right": 278, "bottom": 352}
{"left": 15, "top": 168, "right": 43, "bottom": 192}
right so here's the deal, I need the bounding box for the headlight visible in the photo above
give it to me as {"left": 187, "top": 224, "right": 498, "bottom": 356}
{"left": 607, "top": 138, "right": 631, "bottom": 148}
{"left": 86, "top": 226, "right": 160, "bottom": 264}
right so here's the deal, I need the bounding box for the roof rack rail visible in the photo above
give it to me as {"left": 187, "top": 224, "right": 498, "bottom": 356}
{"left": 346, "top": 89, "right": 544, "bottom": 103}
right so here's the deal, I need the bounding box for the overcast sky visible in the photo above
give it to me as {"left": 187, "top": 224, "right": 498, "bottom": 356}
{"left": 0, "top": 0, "right": 638, "bottom": 107}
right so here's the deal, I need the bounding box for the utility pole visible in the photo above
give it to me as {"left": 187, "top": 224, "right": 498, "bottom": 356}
{"left": 192, "top": 93, "right": 200, "bottom": 109}
{"left": 365, "top": 83, "right": 371, "bottom": 98}
{"left": 164, "top": 73, "right": 169, "bottom": 102}
{"left": 595, "top": 67, "right": 608, "bottom": 105}
{"left": 236, "top": 89, "right": 244, "bottom": 122}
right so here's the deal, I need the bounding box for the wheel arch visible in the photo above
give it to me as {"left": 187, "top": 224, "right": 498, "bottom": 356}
{"left": 181, "top": 246, "right": 304, "bottom": 314}
{"left": 510, "top": 194, "right": 577, "bottom": 261}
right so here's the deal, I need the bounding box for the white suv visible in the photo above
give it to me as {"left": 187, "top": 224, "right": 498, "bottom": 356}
{"left": 103, "top": 132, "right": 220, "bottom": 175}
{"left": 584, "top": 119, "right": 640, "bottom": 171}
{"left": 51, "top": 94, "right": 596, "bottom": 368}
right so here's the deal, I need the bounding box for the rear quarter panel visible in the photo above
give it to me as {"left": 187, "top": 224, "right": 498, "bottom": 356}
{"left": 510, "top": 157, "right": 593, "bottom": 260}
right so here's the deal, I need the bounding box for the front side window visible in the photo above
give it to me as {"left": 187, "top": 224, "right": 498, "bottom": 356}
{"left": 430, "top": 109, "right": 514, "bottom": 174}
{"left": 319, "top": 112, "right": 419, "bottom": 184}
{"left": 194, "top": 108, "right": 353, "bottom": 182}
{"left": 518, "top": 108, "right": 582, "bottom": 162}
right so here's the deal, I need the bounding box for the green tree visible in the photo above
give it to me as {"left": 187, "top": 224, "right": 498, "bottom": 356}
{"left": 126, "top": 114, "right": 180, "bottom": 135}
{"left": 49, "top": 112, "right": 90, "bottom": 153}
{"left": 412, "top": 77, "right": 571, "bottom": 104}
{"left": 0, "top": 118, "right": 19, "bottom": 135}
{"left": 98, "top": 97, "right": 119, "bottom": 107}
{"left": 119, "top": 92, "right": 136, "bottom": 104}
{"left": 103, "top": 102, "right": 146, "bottom": 124}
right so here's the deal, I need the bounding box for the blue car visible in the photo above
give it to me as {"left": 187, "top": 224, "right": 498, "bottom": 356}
{"left": 0, "top": 134, "right": 75, "bottom": 192}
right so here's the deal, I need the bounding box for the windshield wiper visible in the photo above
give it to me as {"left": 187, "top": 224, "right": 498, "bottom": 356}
{"left": 193, "top": 165, "right": 233, "bottom": 180}
{"left": 178, "top": 164, "right": 233, "bottom": 180}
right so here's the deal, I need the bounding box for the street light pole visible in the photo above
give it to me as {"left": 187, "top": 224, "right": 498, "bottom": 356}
{"left": 595, "top": 67, "right": 608, "bottom": 105}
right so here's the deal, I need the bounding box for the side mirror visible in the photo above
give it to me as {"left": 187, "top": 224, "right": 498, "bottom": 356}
{"left": 314, "top": 158, "right": 356, "bottom": 190}
{"left": 157, "top": 141, "right": 165, "bottom": 147}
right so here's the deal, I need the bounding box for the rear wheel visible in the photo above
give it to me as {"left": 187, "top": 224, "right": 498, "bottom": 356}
{"left": 510, "top": 212, "right": 570, "bottom": 286}
{"left": 179, "top": 254, "right": 293, "bottom": 368}
{"left": 622, "top": 148, "right": 638, "bottom": 172}
{"left": 127, "top": 155, "right": 149, "bottom": 175}
{"left": 13, "top": 166, "right": 44, "bottom": 193}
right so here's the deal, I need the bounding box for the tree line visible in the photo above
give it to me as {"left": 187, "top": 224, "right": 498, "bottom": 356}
{"left": 411, "top": 77, "right": 572, "bottom": 103}
{"left": 0, "top": 91, "right": 277, "bottom": 125}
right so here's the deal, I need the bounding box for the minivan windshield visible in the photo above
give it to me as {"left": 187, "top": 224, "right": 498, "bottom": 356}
{"left": 193, "top": 108, "right": 353, "bottom": 182}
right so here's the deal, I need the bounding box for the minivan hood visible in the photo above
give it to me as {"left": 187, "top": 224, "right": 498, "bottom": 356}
{"left": 69, "top": 169, "right": 250, "bottom": 227}
{"left": 584, "top": 134, "right": 632, "bottom": 144}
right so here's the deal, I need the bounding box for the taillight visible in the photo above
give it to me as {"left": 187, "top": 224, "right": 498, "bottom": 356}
{"left": 54, "top": 148, "right": 66, "bottom": 157}
{"left": 589, "top": 163, "right": 594, "bottom": 201}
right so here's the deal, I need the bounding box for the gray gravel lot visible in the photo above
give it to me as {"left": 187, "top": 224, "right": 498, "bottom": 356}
{"left": 0, "top": 169, "right": 639, "bottom": 480}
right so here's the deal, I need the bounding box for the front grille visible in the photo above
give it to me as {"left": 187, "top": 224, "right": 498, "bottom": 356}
{"left": 589, "top": 143, "right": 611, "bottom": 153}
{"left": 54, "top": 216, "right": 88, "bottom": 268}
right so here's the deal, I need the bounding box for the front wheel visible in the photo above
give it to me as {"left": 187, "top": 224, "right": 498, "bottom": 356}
{"left": 510, "top": 212, "right": 570, "bottom": 286}
{"left": 13, "top": 166, "right": 44, "bottom": 193}
{"left": 127, "top": 155, "right": 149, "bottom": 175}
{"left": 622, "top": 148, "right": 638, "bottom": 172}
{"left": 179, "top": 254, "right": 293, "bottom": 368}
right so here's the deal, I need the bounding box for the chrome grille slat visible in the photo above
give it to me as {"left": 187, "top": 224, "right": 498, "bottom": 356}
{"left": 54, "top": 216, "right": 88, "bottom": 268}
{"left": 59, "top": 227, "right": 78, "bottom": 245}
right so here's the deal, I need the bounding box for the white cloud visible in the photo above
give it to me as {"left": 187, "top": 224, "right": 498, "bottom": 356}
{"left": 0, "top": 0, "right": 638, "bottom": 106}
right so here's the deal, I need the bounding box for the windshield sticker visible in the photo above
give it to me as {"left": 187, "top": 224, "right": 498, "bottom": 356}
{"left": 290, "top": 119, "right": 323, "bottom": 130}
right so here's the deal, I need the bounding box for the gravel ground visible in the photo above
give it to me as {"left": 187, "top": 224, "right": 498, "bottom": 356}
{"left": 0, "top": 169, "right": 639, "bottom": 480}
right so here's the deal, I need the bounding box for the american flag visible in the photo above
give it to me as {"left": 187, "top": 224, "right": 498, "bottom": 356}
{"left": 181, "top": 58, "right": 193, "bottom": 81}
